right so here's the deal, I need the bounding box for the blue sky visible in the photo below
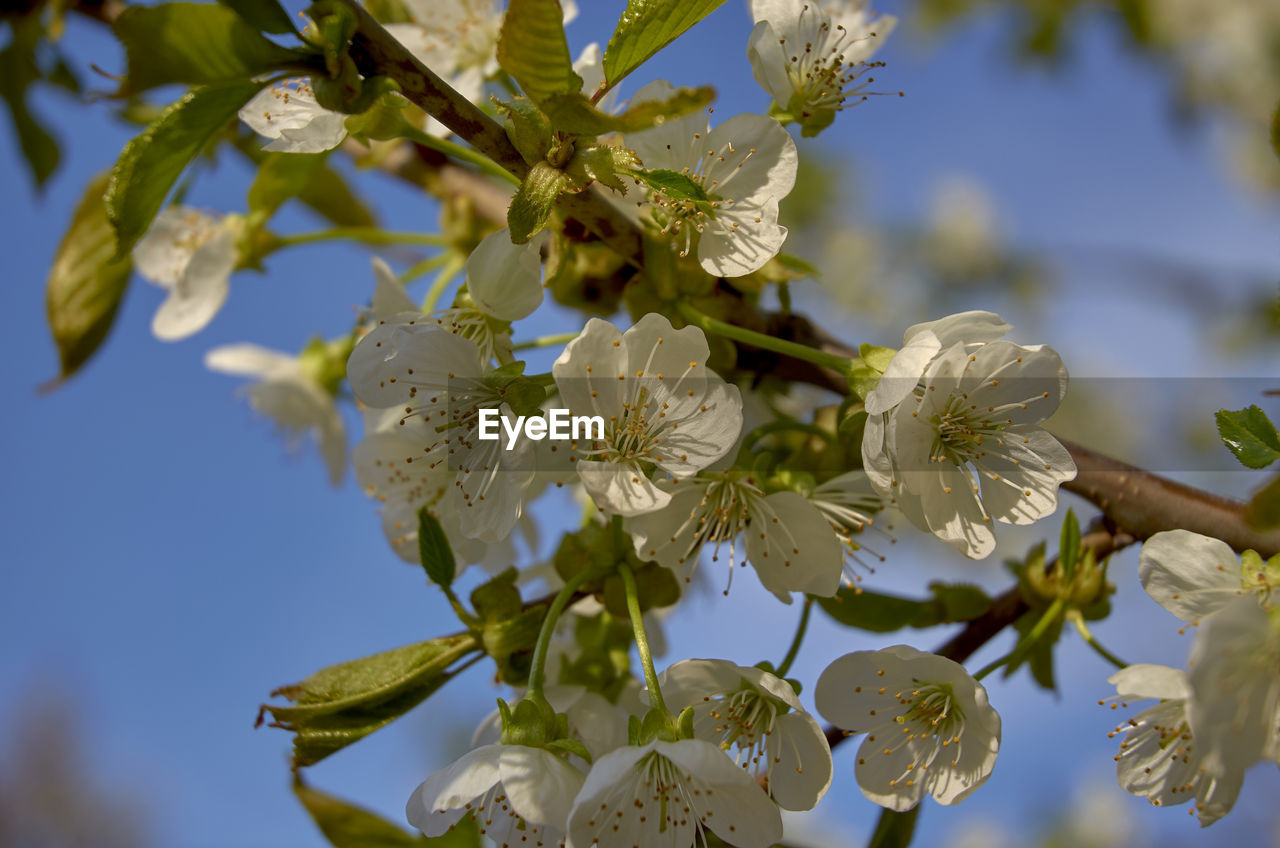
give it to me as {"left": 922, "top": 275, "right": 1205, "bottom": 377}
{"left": 2, "top": 1, "right": 1278, "bottom": 846}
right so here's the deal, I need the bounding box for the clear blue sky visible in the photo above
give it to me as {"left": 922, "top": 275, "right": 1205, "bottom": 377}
{"left": 2, "top": 1, "right": 1278, "bottom": 846}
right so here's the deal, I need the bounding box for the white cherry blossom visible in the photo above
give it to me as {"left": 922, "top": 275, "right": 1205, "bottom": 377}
{"left": 627, "top": 472, "right": 843, "bottom": 601}
{"left": 620, "top": 81, "right": 798, "bottom": 277}
{"left": 655, "top": 658, "right": 833, "bottom": 811}
{"left": 1138, "top": 529, "right": 1277, "bottom": 622}
{"left": 748, "top": 0, "right": 897, "bottom": 136}
{"left": 862, "top": 311, "right": 1075, "bottom": 559}
{"left": 552, "top": 313, "right": 743, "bottom": 517}
{"left": 464, "top": 228, "right": 545, "bottom": 322}
{"left": 816, "top": 645, "right": 1001, "bottom": 810}
{"left": 204, "top": 343, "right": 346, "bottom": 485}
{"left": 1104, "top": 663, "right": 1242, "bottom": 826}
{"left": 807, "top": 470, "right": 889, "bottom": 576}
{"left": 407, "top": 742, "right": 585, "bottom": 847}
{"left": 565, "top": 737, "right": 783, "bottom": 848}
{"left": 132, "top": 206, "right": 240, "bottom": 341}
{"left": 1185, "top": 597, "right": 1280, "bottom": 779}
{"left": 239, "top": 79, "right": 348, "bottom": 153}
{"left": 347, "top": 323, "right": 536, "bottom": 543}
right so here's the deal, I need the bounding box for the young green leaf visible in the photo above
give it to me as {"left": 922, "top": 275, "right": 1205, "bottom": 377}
{"left": 1058, "top": 508, "right": 1081, "bottom": 577}
{"left": 247, "top": 152, "right": 327, "bottom": 218}
{"left": 816, "top": 583, "right": 991, "bottom": 632}
{"left": 540, "top": 85, "right": 714, "bottom": 137}
{"left": 0, "top": 14, "right": 61, "bottom": 188}
{"left": 867, "top": 806, "right": 920, "bottom": 848}
{"left": 294, "top": 777, "right": 443, "bottom": 847}
{"left": 603, "top": 0, "right": 730, "bottom": 89}
{"left": 496, "top": 0, "right": 582, "bottom": 104}
{"left": 217, "top": 0, "right": 298, "bottom": 36}
{"left": 416, "top": 508, "right": 457, "bottom": 588}
{"left": 43, "top": 173, "right": 132, "bottom": 386}
{"left": 261, "top": 633, "right": 479, "bottom": 767}
{"left": 1215, "top": 405, "right": 1280, "bottom": 469}
{"left": 508, "top": 160, "right": 570, "bottom": 243}
{"left": 113, "top": 3, "right": 306, "bottom": 94}
{"left": 624, "top": 168, "right": 708, "bottom": 202}
{"left": 106, "top": 80, "right": 265, "bottom": 258}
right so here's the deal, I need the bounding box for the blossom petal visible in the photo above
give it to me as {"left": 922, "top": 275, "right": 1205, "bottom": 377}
{"left": 204, "top": 343, "right": 296, "bottom": 378}
{"left": 151, "top": 227, "right": 234, "bottom": 340}
{"left": 656, "top": 739, "right": 784, "bottom": 848}
{"left": 864, "top": 331, "right": 941, "bottom": 416}
{"left": 465, "top": 229, "right": 544, "bottom": 321}
{"left": 578, "top": 462, "right": 669, "bottom": 516}
{"left": 767, "top": 711, "right": 833, "bottom": 811}
{"left": 1108, "top": 663, "right": 1191, "bottom": 701}
{"left": 702, "top": 114, "right": 797, "bottom": 204}
{"left": 903, "top": 310, "right": 1010, "bottom": 349}
{"left": 1139, "top": 529, "right": 1244, "bottom": 622}
{"left": 745, "top": 491, "right": 843, "bottom": 600}
{"left": 406, "top": 745, "right": 501, "bottom": 835}
{"left": 370, "top": 257, "right": 419, "bottom": 318}
{"left": 499, "top": 745, "right": 585, "bottom": 830}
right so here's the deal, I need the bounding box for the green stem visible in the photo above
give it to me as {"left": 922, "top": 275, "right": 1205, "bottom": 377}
{"left": 527, "top": 566, "right": 607, "bottom": 697}
{"left": 399, "top": 252, "right": 454, "bottom": 283}
{"left": 276, "top": 227, "right": 450, "bottom": 248}
{"left": 399, "top": 124, "right": 522, "bottom": 187}
{"left": 973, "top": 597, "right": 1065, "bottom": 681}
{"left": 678, "top": 302, "right": 853, "bottom": 375}
{"left": 421, "top": 254, "right": 465, "bottom": 312}
{"left": 1068, "top": 609, "right": 1129, "bottom": 670}
{"left": 620, "top": 563, "right": 669, "bottom": 718}
{"left": 512, "top": 331, "right": 580, "bottom": 352}
{"left": 775, "top": 596, "right": 813, "bottom": 678}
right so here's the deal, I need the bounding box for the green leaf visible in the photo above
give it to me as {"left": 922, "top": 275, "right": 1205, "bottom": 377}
{"left": 114, "top": 3, "right": 305, "bottom": 95}
{"left": 1246, "top": 473, "right": 1280, "bottom": 530}
{"left": 43, "top": 173, "right": 132, "bottom": 387}
{"left": 106, "top": 80, "right": 265, "bottom": 258}
{"left": 294, "top": 778, "right": 484, "bottom": 847}
{"left": 1215, "top": 405, "right": 1280, "bottom": 469}
{"left": 508, "top": 160, "right": 570, "bottom": 243}
{"left": 217, "top": 0, "right": 298, "bottom": 35}
{"left": 248, "top": 152, "right": 327, "bottom": 218}
{"left": 816, "top": 583, "right": 991, "bottom": 633}
{"left": 0, "top": 15, "right": 60, "bottom": 188}
{"left": 416, "top": 509, "right": 457, "bottom": 588}
{"left": 868, "top": 806, "right": 920, "bottom": 848}
{"left": 858, "top": 343, "right": 896, "bottom": 373}
{"left": 541, "top": 85, "right": 714, "bottom": 137}
{"left": 1004, "top": 610, "right": 1061, "bottom": 691}
{"left": 496, "top": 0, "right": 581, "bottom": 104}
{"left": 1059, "top": 508, "right": 1081, "bottom": 577}
{"left": 603, "top": 0, "right": 730, "bottom": 88}
{"left": 624, "top": 167, "right": 708, "bottom": 202}
{"left": 261, "top": 633, "right": 478, "bottom": 767}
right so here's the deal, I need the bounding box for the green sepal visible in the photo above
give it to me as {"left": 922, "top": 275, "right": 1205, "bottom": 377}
{"left": 501, "top": 378, "right": 554, "bottom": 417}
{"left": 42, "top": 172, "right": 132, "bottom": 387}
{"left": 470, "top": 568, "right": 524, "bottom": 622}
{"left": 306, "top": 0, "right": 358, "bottom": 78}
{"left": 112, "top": 3, "right": 308, "bottom": 95}
{"left": 416, "top": 508, "right": 458, "bottom": 588}
{"left": 675, "top": 706, "right": 696, "bottom": 740}
{"left": 546, "top": 737, "right": 593, "bottom": 763}
{"left": 508, "top": 160, "right": 570, "bottom": 243}
{"left": 106, "top": 80, "right": 266, "bottom": 258}
{"left": 858, "top": 343, "right": 896, "bottom": 373}
{"left": 848, "top": 357, "right": 880, "bottom": 400}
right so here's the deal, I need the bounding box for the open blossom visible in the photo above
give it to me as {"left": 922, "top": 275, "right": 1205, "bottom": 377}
{"left": 552, "top": 314, "right": 742, "bottom": 517}
{"left": 1185, "top": 597, "right": 1280, "bottom": 778}
{"left": 347, "top": 324, "right": 536, "bottom": 542}
{"left": 747, "top": 0, "right": 897, "bottom": 137}
{"left": 204, "top": 344, "right": 346, "bottom": 485}
{"left": 132, "top": 206, "right": 240, "bottom": 341}
{"left": 627, "top": 472, "right": 843, "bottom": 601}
{"left": 407, "top": 742, "right": 585, "bottom": 846}
{"left": 655, "top": 658, "right": 833, "bottom": 811}
{"left": 1104, "top": 663, "right": 1242, "bottom": 826}
{"left": 565, "top": 737, "right": 783, "bottom": 848}
{"left": 807, "top": 470, "right": 889, "bottom": 576}
{"left": 816, "top": 645, "right": 1001, "bottom": 810}
{"left": 239, "top": 79, "right": 348, "bottom": 153}
{"left": 1138, "top": 528, "right": 1277, "bottom": 622}
{"left": 862, "top": 311, "right": 1076, "bottom": 559}
{"left": 620, "top": 81, "right": 798, "bottom": 277}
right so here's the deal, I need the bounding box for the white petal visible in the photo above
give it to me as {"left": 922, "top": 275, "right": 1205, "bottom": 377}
{"left": 370, "top": 257, "right": 419, "bottom": 318}
{"left": 745, "top": 491, "right": 843, "bottom": 599}
{"left": 1108, "top": 663, "right": 1191, "bottom": 701}
{"left": 406, "top": 745, "right": 502, "bottom": 834}
{"left": 265, "top": 110, "right": 348, "bottom": 153}
{"left": 151, "top": 227, "right": 235, "bottom": 340}
{"left": 625, "top": 80, "right": 708, "bottom": 170}
{"left": 698, "top": 202, "right": 788, "bottom": 277}
{"left": 577, "top": 462, "right": 669, "bottom": 517}
{"left": 499, "top": 745, "right": 585, "bottom": 829}
{"left": 766, "top": 711, "right": 832, "bottom": 811}
{"left": 656, "top": 658, "right": 747, "bottom": 709}
{"left": 204, "top": 343, "right": 296, "bottom": 378}
{"left": 132, "top": 205, "right": 216, "bottom": 285}
{"left": 628, "top": 479, "right": 709, "bottom": 576}
{"left": 656, "top": 739, "right": 784, "bottom": 848}
{"left": 864, "top": 331, "right": 941, "bottom": 415}
{"left": 1139, "top": 529, "right": 1243, "bottom": 622}
{"left": 747, "top": 19, "right": 795, "bottom": 108}
{"left": 465, "top": 228, "right": 544, "bottom": 321}
{"left": 653, "top": 380, "right": 744, "bottom": 477}
{"left": 552, "top": 317, "right": 628, "bottom": 420}
{"left": 902, "top": 310, "right": 1010, "bottom": 349}
{"left": 702, "top": 113, "right": 797, "bottom": 203}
